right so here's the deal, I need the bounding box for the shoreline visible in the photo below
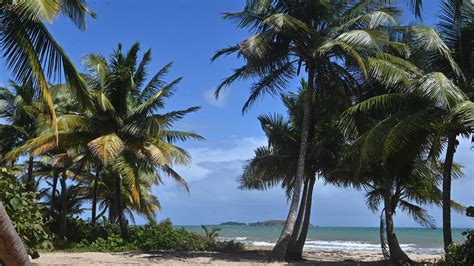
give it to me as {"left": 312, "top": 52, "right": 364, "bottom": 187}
{"left": 33, "top": 246, "right": 443, "bottom": 265}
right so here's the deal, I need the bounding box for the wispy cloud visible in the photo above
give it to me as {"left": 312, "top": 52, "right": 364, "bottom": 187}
{"left": 203, "top": 88, "right": 228, "bottom": 108}
{"left": 173, "top": 137, "right": 266, "bottom": 182}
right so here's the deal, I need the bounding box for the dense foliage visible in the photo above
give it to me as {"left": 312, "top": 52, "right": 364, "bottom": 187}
{"left": 59, "top": 218, "right": 244, "bottom": 253}
{"left": 0, "top": 168, "right": 51, "bottom": 258}
{"left": 0, "top": 0, "right": 472, "bottom": 265}
{"left": 443, "top": 207, "right": 474, "bottom": 265}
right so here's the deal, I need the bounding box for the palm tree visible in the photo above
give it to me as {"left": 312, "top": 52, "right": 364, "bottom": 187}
{"left": 16, "top": 43, "right": 203, "bottom": 239}
{"left": 241, "top": 81, "right": 348, "bottom": 260}
{"left": 0, "top": 80, "right": 41, "bottom": 191}
{"left": 0, "top": 1, "right": 94, "bottom": 263}
{"left": 0, "top": 0, "right": 95, "bottom": 131}
{"left": 213, "top": 0, "right": 398, "bottom": 259}
{"left": 92, "top": 167, "right": 161, "bottom": 225}
{"left": 434, "top": 0, "right": 474, "bottom": 250}
{"left": 337, "top": 49, "right": 469, "bottom": 262}
{"left": 43, "top": 181, "right": 88, "bottom": 237}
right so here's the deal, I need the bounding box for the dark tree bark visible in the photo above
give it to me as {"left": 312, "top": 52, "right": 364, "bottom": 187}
{"left": 25, "top": 155, "right": 34, "bottom": 192}
{"left": 58, "top": 171, "right": 67, "bottom": 239}
{"left": 91, "top": 165, "right": 102, "bottom": 224}
{"left": 270, "top": 64, "right": 315, "bottom": 260}
{"left": 288, "top": 178, "right": 309, "bottom": 251}
{"left": 383, "top": 182, "right": 412, "bottom": 264}
{"left": 49, "top": 169, "right": 59, "bottom": 215}
{"left": 0, "top": 202, "right": 31, "bottom": 266}
{"left": 287, "top": 177, "right": 315, "bottom": 260}
{"left": 115, "top": 175, "right": 129, "bottom": 240}
{"left": 442, "top": 133, "right": 457, "bottom": 251}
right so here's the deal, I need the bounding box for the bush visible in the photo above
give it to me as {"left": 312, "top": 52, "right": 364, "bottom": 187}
{"left": 62, "top": 217, "right": 119, "bottom": 244}
{"left": 442, "top": 206, "right": 474, "bottom": 265}
{"left": 0, "top": 168, "right": 52, "bottom": 259}
{"left": 444, "top": 230, "right": 474, "bottom": 265}
{"left": 70, "top": 235, "right": 138, "bottom": 252}
{"left": 61, "top": 219, "right": 246, "bottom": 253}
{"left": 131, "top": 219, "right": 208, "bottom": 251}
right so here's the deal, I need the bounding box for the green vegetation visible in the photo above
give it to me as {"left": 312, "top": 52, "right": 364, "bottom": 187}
{"left": 0, "top": 169, "right": 51, "bottom": 259}
{"left": 219, "top": 0, "right": 473, "bottom": 263}
{"left": 57, "top": 218, "right": 243, "bottom": 253}
{"left": 0, "top": 0, "right": 472, "bottom": 265}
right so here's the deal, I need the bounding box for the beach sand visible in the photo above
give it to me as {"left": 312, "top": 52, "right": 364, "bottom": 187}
{"left": 33, "top": 246, "right": 442, "bottom": 265}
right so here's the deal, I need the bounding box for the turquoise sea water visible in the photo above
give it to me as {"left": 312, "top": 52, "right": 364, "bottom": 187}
{"left": 182, "top": 226, "right": 469, "bottom": 254}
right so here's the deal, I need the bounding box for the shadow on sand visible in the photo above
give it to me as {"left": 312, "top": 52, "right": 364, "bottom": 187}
{"left": 118, "top": 250, "right": 400, "bottom": 265}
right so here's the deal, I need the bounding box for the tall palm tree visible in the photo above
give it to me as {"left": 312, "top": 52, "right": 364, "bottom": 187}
{"left": 214, "top": 0, "right": 397, "bottom": 259}
{"left": 435, "top": 0, "right": 473, "bottom": 250}
{"left": 16, "top": 43, "right": 203, "bottom": 239}
{"left": 241, "top": 80, "right": 348, "bottom": 260}
{"left": 338, "top": 50, "right": 468, "bottom": 262}
{"left": 0, "top": 80, "right": 41, "bottom": 191}
{"left": 0, "top": 1, "right": 94, "bottom": 263}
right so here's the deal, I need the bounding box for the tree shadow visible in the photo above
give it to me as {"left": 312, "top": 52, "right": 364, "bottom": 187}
{"left": 119, "top": 250, "right": 396, "bottom": 265}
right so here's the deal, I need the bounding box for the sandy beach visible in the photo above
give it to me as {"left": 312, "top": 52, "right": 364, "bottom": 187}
{"left": 32, "top": 246, "right": 442, "bottom": 265}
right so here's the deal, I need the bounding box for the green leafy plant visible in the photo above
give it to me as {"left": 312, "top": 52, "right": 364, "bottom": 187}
{"left": 201, "top": 225, "right": 221, "bottom": 241}
{"left": 70, "top": 235, "right": 137, "bottom": 252}
{"left": 0, "top": 168, "right": 52, "bottom": 258}
{"left": 443, "top": 206, "right": 474, "bottom": 265}
{"left": 131, "top": 220, "right": 208, "bottom": 251}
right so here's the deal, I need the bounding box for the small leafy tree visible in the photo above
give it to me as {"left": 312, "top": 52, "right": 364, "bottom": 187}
{"left": 201, "top": 225, "right": 221, "bottom": 241}
{"left": 0, "top": 168, "right": 52, "bottom": 258}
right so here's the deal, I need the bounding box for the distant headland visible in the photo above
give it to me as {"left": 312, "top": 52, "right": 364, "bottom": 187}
{"left": 219, "top": 220, "right": 314, "bottom": 227}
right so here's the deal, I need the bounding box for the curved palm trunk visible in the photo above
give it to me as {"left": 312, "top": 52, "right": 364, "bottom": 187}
{"left": 287, "top": 178, "right": 309, "bottom": 254}
{"left": 287, "top": 177, "right": 315, "bottom": 260}
{"left": 91, "top": 165, "right": 102, "bottom": 224}
{"left": 270, "top": 65, "right": 315, "bottom": 260}
{"left": 25, "top": 155, "right": 34, "bottom": 192}
{"left": 0, "top": 202, "right": 31, "bottom": 266}
{"left": 49, "top": 170, "right": 59, "bottom": 215}
{"left": 383, "top": 186, "right": 411, "bottom": 264}
{"left": 442, "top": 133, "right": 457, "bottom": 251}
{"left": 115, "top": 175, "right": 129, "bottom": 240}
{"left": 379, "top": 209, "right": 390, "bottom": 260}
{"left": 58, "top": 171, "right": 67, "bottom": 239}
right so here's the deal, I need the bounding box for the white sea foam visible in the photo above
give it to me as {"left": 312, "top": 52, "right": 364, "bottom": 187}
{"left": 218, "top": 236, "right": 248, "bottom": 241}
{"left": 247, "top": 240, "right": 443, "bottom": 254}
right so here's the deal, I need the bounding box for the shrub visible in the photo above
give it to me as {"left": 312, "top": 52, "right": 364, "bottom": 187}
{"left": 58, "top": 219, "right": 246, "bottom": 253}
{"left": 443, "top": 230, "right": 474, "bottom": 265}
{"left": 62, "top": 217, "right": 119, "bottom": 244}
{"left": 442, "top": 206, "right": 474, "bottom": 265}
{"left": 70, "top": 235, "right": 137, "bottom": 252}
{"left": 0, "top": 168, "right": 52, "bottom": 258}
{"left": 131, "top": 220, "right": 208, "bottom": 251}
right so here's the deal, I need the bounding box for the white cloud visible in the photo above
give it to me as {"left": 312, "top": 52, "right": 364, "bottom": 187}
{"left": 203, "top": 88, "right": 228, "bottom": 108}
{"left": 174, "top": 137, "right": 266, "bottom": 182}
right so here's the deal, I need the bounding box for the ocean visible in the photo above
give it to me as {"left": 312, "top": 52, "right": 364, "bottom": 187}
{"left": 182, "top": 225, "right": 469, "bottom": 254}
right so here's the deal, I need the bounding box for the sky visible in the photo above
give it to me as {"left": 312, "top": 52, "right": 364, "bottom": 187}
{"left": 1, "top": 0, "right": 473, "bottom": 228}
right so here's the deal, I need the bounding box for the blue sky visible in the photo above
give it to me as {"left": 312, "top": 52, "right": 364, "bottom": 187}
{"left": 1, "top": 0, "right": 473, "bottom": 227}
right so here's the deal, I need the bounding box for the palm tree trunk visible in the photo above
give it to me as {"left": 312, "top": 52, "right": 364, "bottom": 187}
{"left": 287, "top": 176, "right": 315, "bottom": 260}
{"left": 383, "top": 185, "right": 411, "bottom": 264}
{"left": 50, "top": 169, "right": 59, "bottom": 215}
{"left": 58, "top": 171, "right": 67, "bottom": 239}
{"left": 270, "top": 65, "right": 315, "bottom": 260}
{"left": 379, "top": 209, "right": 390, "bottom": 260}
{"left": 288, "top": 178, "right": 309, "bottom": 250}
{"left": 25, "top": 155, "right": 34, "bottom": 192}
{"left": 91, "top": 165, "right": 102, "bottom": 224}
{"left": 443, "top": 133, "right": 457, "bottom": 251}
{"left": 115, "top": 175, "right": 129, "bottom": 240}
{"left": 0, "top": 202, "right": 31, "bottom": 266}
